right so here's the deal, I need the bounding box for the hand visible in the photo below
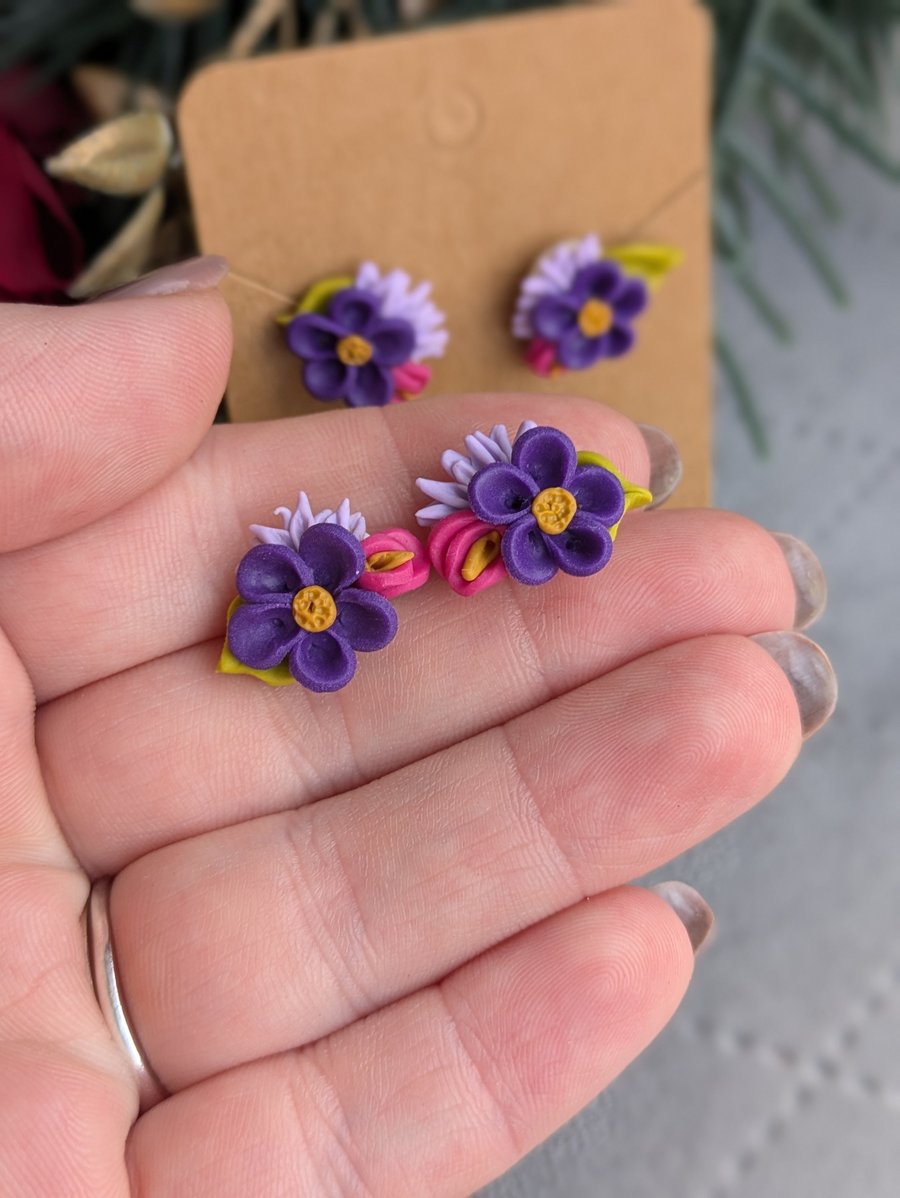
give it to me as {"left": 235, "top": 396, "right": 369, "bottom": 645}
{"left": 0, "top": 275, "right": 834, "bottom": 1196}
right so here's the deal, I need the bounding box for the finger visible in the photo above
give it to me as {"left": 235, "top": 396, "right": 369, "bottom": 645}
{"left": 43, "top": 508, "right": 799, "bottom": 875}
{"left": 110, "top": 634, "right": 801, "bottom": 1089}
{"left": 0, "top": 393, "right": 643, "bottom": 700}
{"left": 126, "top": 887, "right": 694, "bottom": 1197}
{"left": 0, "top": 292, "right": 231, "bottom": 553}
{"left": 0, "top": 630, "right": 135, "bottom": 1197}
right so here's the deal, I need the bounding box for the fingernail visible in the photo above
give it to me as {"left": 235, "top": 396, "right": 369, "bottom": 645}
{"left": 652, "top": 881, "right": 715, "bottom": 954}
{"left": 637, "top": 423, "right": 683, "bottom": 509}
{"left": 90, "top": 255, "right": 229, "bottom": 303}
{"left": 752, "top": 631, "right": 838, "bottom": 739}
{"left": 770, "top": 532, "right": 828, "bottom": 631}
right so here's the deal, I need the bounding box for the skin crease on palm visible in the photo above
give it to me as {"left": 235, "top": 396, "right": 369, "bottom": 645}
{"left": 0, "top": 286, "right": 833, "bottom": 1197}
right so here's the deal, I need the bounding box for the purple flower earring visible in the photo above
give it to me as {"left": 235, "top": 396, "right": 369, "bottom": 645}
{"left": 416, "top": 423, "right": 652, "bottom": 596}
{"left": 219, "top": 494, "right": 430, "bottom": 692}
{"left": 512, "top": 235, "right": 682, "bottom": 377}
{"left": 279, "top": 263, "right": 448, "bottom": 408}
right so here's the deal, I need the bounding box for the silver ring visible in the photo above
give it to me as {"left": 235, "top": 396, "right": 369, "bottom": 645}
{"left": 86, "top": 877, "right": 168, "bottom": 1112}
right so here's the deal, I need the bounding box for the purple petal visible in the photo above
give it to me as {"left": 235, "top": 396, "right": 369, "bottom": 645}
{"left": 335, "top": 589, "right": 398, "bottom": 651}
{"left": 227, "top": 601, "right": 300, "bottom": 669}
{"left": 556, "top": 328, "right": 606, "bottom": 371}
{"left": 511, "top": 425, "right": 577, "bottom": 489}
{"left": 531, "top": 294, "right": 578, "bottom": 341}
{"left": 289, "top": 630, "right": 357, "bottom": 693}
{"left": 611, "top": 277, "right": 649, "bottom": 319}
{"left": 295, "top": 523, "right": 365, "bottom": 593}
{"left": 605, "top": 323, "right": 637, "bottom": 358}
{"left": 328, "top": 287, "right": 379, "bottom": 334}
{"left": 570, "top": 464, "right": 625, "bottom": 525}
{"left": 236, "top": 543, "right": 311, "bottom": 601}
{"left": 544, "top": 511, "right": 613, "bottom": 577}
{"left": 573, "top": 260, "right": 623, "bottom": 301}
{"left": 368, "top": 317, "right": 416, "bottom": 366}
{"left": 501, "top": 516, "right": 558, "bottom": 586}
{"left": 468, "top": 462, "right": 538, "bottom": 525}
{"left": 345, "top": 362, "right": 393, "bottom": 407}
{"left": 304, "top": 357, "right": 349, "bottom": 400}
{"left": 286, "top": 314, "right": 340, "bottom": 360}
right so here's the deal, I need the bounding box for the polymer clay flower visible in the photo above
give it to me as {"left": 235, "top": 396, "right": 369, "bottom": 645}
{"left": 226, "top": 524, "right": 398, "bottom": 693}
{"left": 467, "top": 426, "right": 624, "bottom": 584}
{"left": 356, "top": 528, "right": 430, "bottom": 599}
{"left": 416, "top": 422, "right": 652, "bottom": 594}
{"left": 426, "top": 510, "right": 507, "bottom": 598}
{"left": 284, "top": 263, "right": 447, "bottom": 407}
{"left": 512, "top": 234, "right": 649, "bottom": 376}
{"left": 220, "top": 493, "right": 429, "bottom": 690}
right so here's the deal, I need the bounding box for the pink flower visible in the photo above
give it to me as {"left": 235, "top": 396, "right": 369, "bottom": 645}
{"left": 390, "top": 361, "right": 432, "bottom": 403}
{"left": 427, "top": 510, "right": 507, "bottom": 598}
{"left": 523, "top": 337, "right": 563, "bottom": 378}
{"left": 355, "top": 527, "right": 430, "bottom": 597}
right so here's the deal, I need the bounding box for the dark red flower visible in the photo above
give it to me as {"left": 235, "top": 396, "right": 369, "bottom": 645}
{"left": 0, "top": 68, "right": 86, "bottom": 303}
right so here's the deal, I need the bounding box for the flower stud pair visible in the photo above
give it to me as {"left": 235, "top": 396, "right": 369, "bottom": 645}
{"left": 219, "top": 424, "right": 651, "bottom": 693}
{"left": 279, "top": 237, "right": 681, "bottom": 409}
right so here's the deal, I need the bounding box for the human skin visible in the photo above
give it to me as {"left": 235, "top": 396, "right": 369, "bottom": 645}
{"left": 0, "top": 280, "right": 832, "bottom": 1196}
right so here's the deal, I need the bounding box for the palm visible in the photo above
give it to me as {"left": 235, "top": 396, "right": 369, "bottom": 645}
{"left": 0, "top": 292, "right": 805, "bottom": 1196}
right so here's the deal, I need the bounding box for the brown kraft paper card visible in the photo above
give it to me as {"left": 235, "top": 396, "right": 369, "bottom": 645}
{"left": 179, "top": 0, "right": 712, "bottom": 504}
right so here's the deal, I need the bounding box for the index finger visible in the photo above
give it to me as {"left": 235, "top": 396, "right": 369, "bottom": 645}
{"left": 0, "top": 393, "right": 647, "bottom": 700}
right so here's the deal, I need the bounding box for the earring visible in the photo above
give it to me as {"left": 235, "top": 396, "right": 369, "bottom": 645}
{"left": 218, "top": 493, "right": 430, "bottom": 693}
{"left": 279, "top": 263, "right": 448, "bottom": 408}
{"left": 415, "top": 422, "right": 651, "bottom": 596}
{"left": 512, "top": 234, "right": 681, "bottom": 377}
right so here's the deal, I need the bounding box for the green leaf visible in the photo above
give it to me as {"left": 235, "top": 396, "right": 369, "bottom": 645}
{"left": 720, "top": 134, "right": 849, "bottom": 304}
{"left": 774, "top": 0, "right": 881, "bottom": 106}
{"left": 605, "top": 244, "right": 684, "bottom": 290}
{"left": 732, "top": 265, "right": 794, "bottom": 343}
{"left": 715, "top": 334, "right": 769, "bottom": 457}
{"left": 750, "top": 44, "right": 900, "bottom": 178}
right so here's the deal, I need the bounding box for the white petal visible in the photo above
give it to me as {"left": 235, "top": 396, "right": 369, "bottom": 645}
{"left": 336, "top": 498, "right": 351, "bottom": 528}
{"left": 273, "top": 505, "right": 293, "bottom": 531}
{"left": 249, "top": 524, "right": 293, "bottom": 548}
{"left": 415, "top": 501, "right": 458, "bottom": 527}
{"left": 491, "top": 424, "right": 513, "bottom": 460}
{"left": 356, "top": 261, "right": 379, "bottom": 290}
{"left": 416, "top": 477, "right": 469, "bottom": 505}
{"left": 464, "top": 434, "right": 498, "bottom": 468}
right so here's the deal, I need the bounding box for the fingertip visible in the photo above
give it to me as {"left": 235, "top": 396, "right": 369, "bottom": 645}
{"left": 0, "top": 290, "right": 232, "bottom": 552}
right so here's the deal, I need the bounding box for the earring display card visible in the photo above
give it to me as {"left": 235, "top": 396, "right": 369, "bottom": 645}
{"left": 179, "top": 0, "right": 712, "bottom": 505}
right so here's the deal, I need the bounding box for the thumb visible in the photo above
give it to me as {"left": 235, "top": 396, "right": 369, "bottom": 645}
{"left": 0, "top": 262, "right": 231, "bottom": 553}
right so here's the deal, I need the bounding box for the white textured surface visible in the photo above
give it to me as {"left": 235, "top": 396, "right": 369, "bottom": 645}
{"left": 479, "top": 107, "right": 900, "bottom": 1198}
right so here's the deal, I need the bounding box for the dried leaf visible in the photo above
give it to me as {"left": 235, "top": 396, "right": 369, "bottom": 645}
{"left": 130, "top": 0, "right": 223, "bottom": 19}
{"left": 70, "top": 65, "right": 167, "bottom": 123}
{"left": 45, "top": 112, "right": 173, "bottom": 197}
{"left": 67, "top": 186, "right": 166, "bottom": 298}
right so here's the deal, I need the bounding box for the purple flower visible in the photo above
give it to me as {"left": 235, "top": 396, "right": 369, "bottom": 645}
{"left": 226, "top": 523, "right": 398, "bottom": 692}
{"left": 286, "top": 287, "right": 416, "bottom": 407}
{"left": 531, "top": 260, "right": 648, "bottom": 370}
{"left": 466, "top": 426, "right": 625, "bottom": 586}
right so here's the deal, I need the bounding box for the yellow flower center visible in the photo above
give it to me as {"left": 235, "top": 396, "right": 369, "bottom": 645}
{"left": 531, "top": 487, "right": 577, "bottom": 535}
{"left": 336, "top": 334, "right": 374, "bottom": 367}
{"left": 291, "top": 585, "right": 337, "bottom": 633}
{"left": 365, "top": 550, "right": 415, "bottom": 573}
{"left": 577, "top": 298, "right": 614, "bottom": 338}
{"left": 461, "top": 531, "right": 502, "bottom": 581}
